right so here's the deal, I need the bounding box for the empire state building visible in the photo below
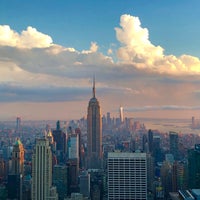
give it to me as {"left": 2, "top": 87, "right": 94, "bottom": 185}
{"left": 87, "top": 77, "right": 102, "bottom": 169}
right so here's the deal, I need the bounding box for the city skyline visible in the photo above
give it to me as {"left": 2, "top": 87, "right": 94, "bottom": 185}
{"left": 1, "top": 1, "right": 200, "bottom": 120}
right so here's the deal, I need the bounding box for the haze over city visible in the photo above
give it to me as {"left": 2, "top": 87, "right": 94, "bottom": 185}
{"left": 1, "top": 0, "right": 200, "bottom": 120}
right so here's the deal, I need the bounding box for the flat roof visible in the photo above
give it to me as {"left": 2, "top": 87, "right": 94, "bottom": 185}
{"left": 108, "top": 152, "right": 146, "bottom": 158}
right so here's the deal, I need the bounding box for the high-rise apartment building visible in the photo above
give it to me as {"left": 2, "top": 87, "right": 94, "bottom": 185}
{"left": 87, "top": 77, "right": 102, "bottom": 169}
{"left": 107, "top": 152, "right": 147, "bottom": 200}
{"left": 31, "top": 137, "right": 58, "bottom": 200}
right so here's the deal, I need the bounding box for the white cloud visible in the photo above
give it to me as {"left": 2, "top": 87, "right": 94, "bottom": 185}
{"left": 115, "top": 14, "right": 200, "bottom": 74}
{"left": 107, "top": 48, "right": 113, "bottom": 55}
{"left": 90, "top": 42, "right": 98, "bottom": 53}
{"left": 82, "top": 42, "right": 99, "bottom": 54}
{"left": 0, "top": 25, "right": 52, "bottom": 48}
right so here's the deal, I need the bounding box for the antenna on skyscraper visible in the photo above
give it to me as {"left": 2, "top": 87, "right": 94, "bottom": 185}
{"left": 93, "top": 75, "right": 96, "bottom": 98}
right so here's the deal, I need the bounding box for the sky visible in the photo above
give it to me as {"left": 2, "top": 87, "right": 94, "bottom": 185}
{"left": 1, "top": 0, "right": 200, "bottom": 121}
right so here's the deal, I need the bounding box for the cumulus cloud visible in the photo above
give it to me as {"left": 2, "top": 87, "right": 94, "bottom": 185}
{"left": 115, "top": 14, "right": 200, "bottom": 74}
{"left": 0, "top": 25, "right": 52, "bottom": 48}
{"left": 82, "top": 42, "right": 99, "bottom": 54}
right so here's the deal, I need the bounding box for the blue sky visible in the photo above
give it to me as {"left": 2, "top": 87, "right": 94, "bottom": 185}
{"left": 1, "top": 0, "right": 200, "bottom": 56}
{"left": 0, "top": 0, "right": 200, "bottom": 120}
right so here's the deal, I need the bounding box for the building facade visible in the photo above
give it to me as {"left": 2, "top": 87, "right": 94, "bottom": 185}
{"left": 107, "top": 152, "right": 147, "bottom": 200}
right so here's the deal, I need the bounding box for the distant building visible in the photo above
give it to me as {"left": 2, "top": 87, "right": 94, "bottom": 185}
{"left": 153, "top": 136, "right": 163, "bottom": 163}
{"left": 119, "top": 106, "right": 124, "bottom": 123}
{"left": 52, "top": 121, "right": 67, "bottom": 163}
{"left": 87, "top": 77, "right": 102, "bottom": 169}
{"left": 148, "top": 129, "right": 153, "bottom": 154}
{"left": 107, "top": 152, "right": 147, "bottom": 200}
{"left": 16, "top": 117, "right": 22, "bottom": 138}
{"left": 169, "top": 132, "right": 179, "bottom": 160}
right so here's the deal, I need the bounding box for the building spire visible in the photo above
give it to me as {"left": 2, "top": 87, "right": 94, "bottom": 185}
{"left": 93, "top": 75, "right": 96, "bottom": 98}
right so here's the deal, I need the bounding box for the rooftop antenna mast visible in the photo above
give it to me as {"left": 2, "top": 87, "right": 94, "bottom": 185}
{"left": 93, "top": 75, "right": 96, "bottom": 98}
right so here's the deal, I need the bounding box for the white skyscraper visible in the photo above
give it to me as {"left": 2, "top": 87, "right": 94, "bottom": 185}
{"left": 119, "top": 105, "right": 124, "bottom": 123}
{"left": 107, "top": 152, "right": 147, "bottom": 200}
{"left": 32, "top": 138, "right": 58, "bottom": 200}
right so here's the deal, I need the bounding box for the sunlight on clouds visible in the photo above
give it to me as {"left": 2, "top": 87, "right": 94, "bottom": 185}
{"left": 0, "top": 25, "right": 18, "bottom": 46}
{"left": 115, "top": 14, "right": 200, "bottom": 74}
{"left": 82, "top": 42, "right": 98, "bottom": 54}
{"left": 107, "top": 48, "right": 113, "bottom": 55}
{"left": 115, "top": 15, "right": 164, "bottom": 65}
{"left": 0, "top": 59, "right": 91, "bottom": 89}
{"left": 90, "top": 42, "right": 98, "bottom": 52}
{"left": 0, "top": 25, "right": 52, "bottom": 48}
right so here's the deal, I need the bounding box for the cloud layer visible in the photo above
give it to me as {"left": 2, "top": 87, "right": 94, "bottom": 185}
{"left": 0, "top": 14, "right": 200, "bottom": 119}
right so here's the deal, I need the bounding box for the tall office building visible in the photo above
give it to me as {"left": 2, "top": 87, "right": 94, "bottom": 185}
{"left": 107, "top": 152, "right": 147, "bottom": 200}
{"left": 31, "top": 138, "right": 58, "bottom": 200}
{"left": 87, "top": 77, "right": 102, "bottom": 169}
{"left": 52, "top": 121, "right": 66, "bottom": 163}
{"left": 11, "top": 138, "right": 24, "bottom": 175}
{"left": 169, "top": 132, "right": 179, "bottom": 160}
